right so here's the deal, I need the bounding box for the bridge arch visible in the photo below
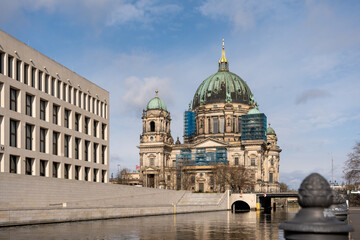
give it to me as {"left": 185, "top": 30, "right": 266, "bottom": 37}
{"left": 231, "top": 200, "right": 250, "bottom": 213}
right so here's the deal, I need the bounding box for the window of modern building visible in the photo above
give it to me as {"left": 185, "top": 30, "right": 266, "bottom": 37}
{"left": 64, "top": 134, "right": 70, "bottom": 158}
{"left": 75, "top": 165, "right": 80, "bottom": 180}
{"left": 40, "top": 128, "right": 46, "bottom": 153}
{"left": 25, "top": 158, "right": 33, "bottom": 175}
{"left": 93, "top": 120, "right": 98, "bottom": 137}
{"left": 16, "top": 59, "right": 21, "bottom": 81}
{"left": 8, "top": 55, "right": 13, "bottom": 78}
{"left": 78, "top": 91, "right": 82, "bottom": 108}
{"left": 84, "top": 140, "right": 89, "bottom": 161}
{"left": 102, "top": 170, "right": 106, "bottom": 183}
{"left": 235, "top": 157, "right": 239, "bottom": 165}
{"left": 73, "top": 88, "right": 77, "bottom": 106}
{"left": 9, "top": 155, "right": 18, "bottom": 173}
{"left": 25, "top": 94, "right": 33, "bottom": 116}
{"left": 9, "top": 119, "right": 18, "bottom": 147}
{"left": 45, "top": 74, "right": 49, "bottom": 93}
{"left": 53, "top": 104, "right": 59, "bottom": 124}
{"left": 57, "top": 80, "right": 61, "bottom": 99}
{"left": 53, "top": 131, "right": 59, "bottom": 155}
{"left": 51, "top": 78, "right": 55, "bottom": 96}
{"left": 40, "top": 99, "right": 47, "bottom": 121}
{"left": 96, "top": 100, "right": 99, "bottom": 115}
{"left": 101, "top": 145, "right": 106, "bottom": 164}
{"left": 38, "top": 71, "right": 43, "bottom": 90}
{"left": 83, "top": 94, "right": 87, "bottom": 110}
{"left": 40, "top": 160, "right": 47, "bottom": 177}
{"left": 213, "top": 118, "right": 219, "bottom": 134}
{"left": 64, "top": 164, "right": 70, "bottom": 179}
{"left": 31, "top": 67, "right": 36, "bottom": 87}
{"left": 92, "top": 98, "right": 95, "bottom": 114}
{"left": 88, "top": 97, "right": 91, "bottom": 112}
{"left": 10, "top": 88, "right": 18, "bottom": 111}
{"left": 84, "top": 117, "right": 89, "bottom": 134}
{"left": 93, "top": 168, "right": 98, "bottom": 182}
{"left": 251, "top": 158, "right": 256, "bottom": 166}
{"left": 269, "top": 173, "right": 273, "bottom": 183}
{"left": 63, "top": 83, "right": 67, "bottom": 101}
{"left": 93, "top": 143, "right": 98, "bottom": 163}
{"left": 75, "top": 138, "right": 80, "bottom": 159}
{"left": 100, "top": 102, "right": 103, "bottom": 117}
{"left": 24, "top": 64, "right": 29, "bottom": 84}
{"left": 75, "top": 113, "right": 80, "bottom": 131}
{"left": 25, "top": 124, "right": 33, "bottom": 150}
{"left": 64, "top": 109, "right": 70, "bottom": 128}
{"left": 68, "top": 86, "right": 72, "bottom": 104}
{"left": 52, "top": 162, "right": 59, "bottom": 178}
{"left": 102, "top": 123, "right": 106, "bottom": 140}
{"left": 104, "top": 104, "right": 107, "bottom": 119}
{"left": 85, "top": 167, "right": 89, "bottom": 181}
{"left": 0, "top": 51, "right": 4, "bottom": 74}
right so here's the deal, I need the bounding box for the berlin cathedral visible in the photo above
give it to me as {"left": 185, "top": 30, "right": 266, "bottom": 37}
{"left": 137, "top": 41, "right": 281, "bottom": 193}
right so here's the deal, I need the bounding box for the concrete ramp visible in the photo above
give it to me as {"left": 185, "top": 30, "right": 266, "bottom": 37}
{"left": 177, "top": 193, "right": 225, "bottom": 206}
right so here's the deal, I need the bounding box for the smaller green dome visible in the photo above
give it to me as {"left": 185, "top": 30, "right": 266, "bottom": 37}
{"left": 247, "top": 108, "right": 260, "bottom": 114}
{"left": 146, "top": 91, "right": 167, "bottom": 111}
{"left": 267, "top": 126, "right": 276, "bottom": 135}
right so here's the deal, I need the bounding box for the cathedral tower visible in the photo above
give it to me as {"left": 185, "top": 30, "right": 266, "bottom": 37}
{"left": 138, "top": 91, "right": 173, "bottom": 188}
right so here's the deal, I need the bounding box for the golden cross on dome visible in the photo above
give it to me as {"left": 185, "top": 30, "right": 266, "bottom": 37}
{"left": 155, "top": 90, "right": 158, "bottom": 96}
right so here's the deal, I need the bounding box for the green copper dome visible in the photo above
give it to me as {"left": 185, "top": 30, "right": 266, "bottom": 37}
{"left": 267, "top": 126, "right": 276, "bottom": 135}
{"left": 192, "top": 41, "right": 253, "bottom": 109}
{"left": 147, "top": 91, "right": 167, "bottom": 111}
{"left": 247, "top": 108, "right": 260, "bottom": 114}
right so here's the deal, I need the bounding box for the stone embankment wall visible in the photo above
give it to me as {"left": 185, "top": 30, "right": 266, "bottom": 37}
{"left": 0, "top": 173, "right": 228, "bottom": 226}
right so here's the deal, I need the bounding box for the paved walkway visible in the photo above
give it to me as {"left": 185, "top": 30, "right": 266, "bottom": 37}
{"left": 349, "top": 208, "right": 360, "bottom": 240}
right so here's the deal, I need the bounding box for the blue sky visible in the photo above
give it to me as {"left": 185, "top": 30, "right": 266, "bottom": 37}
{"left": 1, "top": 0, "right": 360, "bottom": 189}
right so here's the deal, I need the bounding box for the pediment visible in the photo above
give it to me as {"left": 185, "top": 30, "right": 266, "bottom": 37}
{"left": 193, "top": 138, "right": 228, "bottom": 149}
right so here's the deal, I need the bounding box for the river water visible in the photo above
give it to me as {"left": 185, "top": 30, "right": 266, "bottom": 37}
{"left": 0, "top": 208, "right": 299, "bottom": 240}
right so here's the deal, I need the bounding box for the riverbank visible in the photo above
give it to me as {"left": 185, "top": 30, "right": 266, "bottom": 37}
{"left": 0, "top": 173, "right": 227, "bottom": 226}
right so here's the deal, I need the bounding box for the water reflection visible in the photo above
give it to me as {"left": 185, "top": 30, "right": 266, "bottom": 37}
{"left": 0, "top": 208, "right": 299, "bottom": 240}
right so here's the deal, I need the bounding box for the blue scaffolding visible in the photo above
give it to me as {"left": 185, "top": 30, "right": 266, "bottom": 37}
{"left": 241, "top": 113, "right": 267, "bottom": 141}
{"left": 184, "top": 110, "right": 196, "bottom": 137}
{"left": 176, "top": 148, "right": 227, "bottom": 167}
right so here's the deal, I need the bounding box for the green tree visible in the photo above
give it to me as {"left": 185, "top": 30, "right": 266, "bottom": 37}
{"left": 343, "top": 141, "right": 360, "bottom": 184}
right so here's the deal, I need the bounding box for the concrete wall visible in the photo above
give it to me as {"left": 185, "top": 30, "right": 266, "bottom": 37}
{"left": 0, "top": 173, "right": 228, "bottom": 226}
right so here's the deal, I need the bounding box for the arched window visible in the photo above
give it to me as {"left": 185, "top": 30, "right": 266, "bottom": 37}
{"left": 150, "top": 121, "right": 155, "bottom": 132}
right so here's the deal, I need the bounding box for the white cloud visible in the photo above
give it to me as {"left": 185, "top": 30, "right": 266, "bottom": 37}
{"left": 198, "top": 0, "right": 286, "bottom": 30}
{"left": 121, "top": 76, "right": 173, "bottom": 113}
{"left": 0, "top": 0, "right": 182, "bottom": 27}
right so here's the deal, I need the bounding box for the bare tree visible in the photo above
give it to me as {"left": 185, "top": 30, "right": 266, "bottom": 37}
{"left": 213, "top": 164, "right": 227, "bottom": 192}
{"left": 343, "top": 142, "right": 360, "bottom": 185}
{"left": 182, "top": 171, "right": 195, "bottom": 191}
{"left": 213, "top": 164, "right": 254, "bottom": 192}
{"left": 116, "top": 168, "right": 131, "bottom": 184}
{"left": 226, "top": 165, "right": 254, "bottom": 192}
{"left": 279, "top": 182, "right": 289, "bottom": 192}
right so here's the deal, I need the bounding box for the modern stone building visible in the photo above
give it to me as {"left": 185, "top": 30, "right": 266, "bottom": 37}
{"left": 138, "top": 41, "right": 281, "bottom": 192}
{"left": 0, "top": 30, "right": 109, "bottom": 182}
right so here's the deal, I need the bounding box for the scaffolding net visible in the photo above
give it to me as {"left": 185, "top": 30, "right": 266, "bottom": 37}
{"left": 184, "top": 110, "right": 196, "bottom": 137}
{"left": 176, "top": 148, "right": 227, "bottom": 167}
{"left": 241, "top": 113, "right": 267, "bottom": 141}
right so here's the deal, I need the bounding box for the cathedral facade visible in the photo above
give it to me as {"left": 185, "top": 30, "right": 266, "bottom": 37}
{"left": 138, "top": 41, "right": 281, "bottom": 193}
